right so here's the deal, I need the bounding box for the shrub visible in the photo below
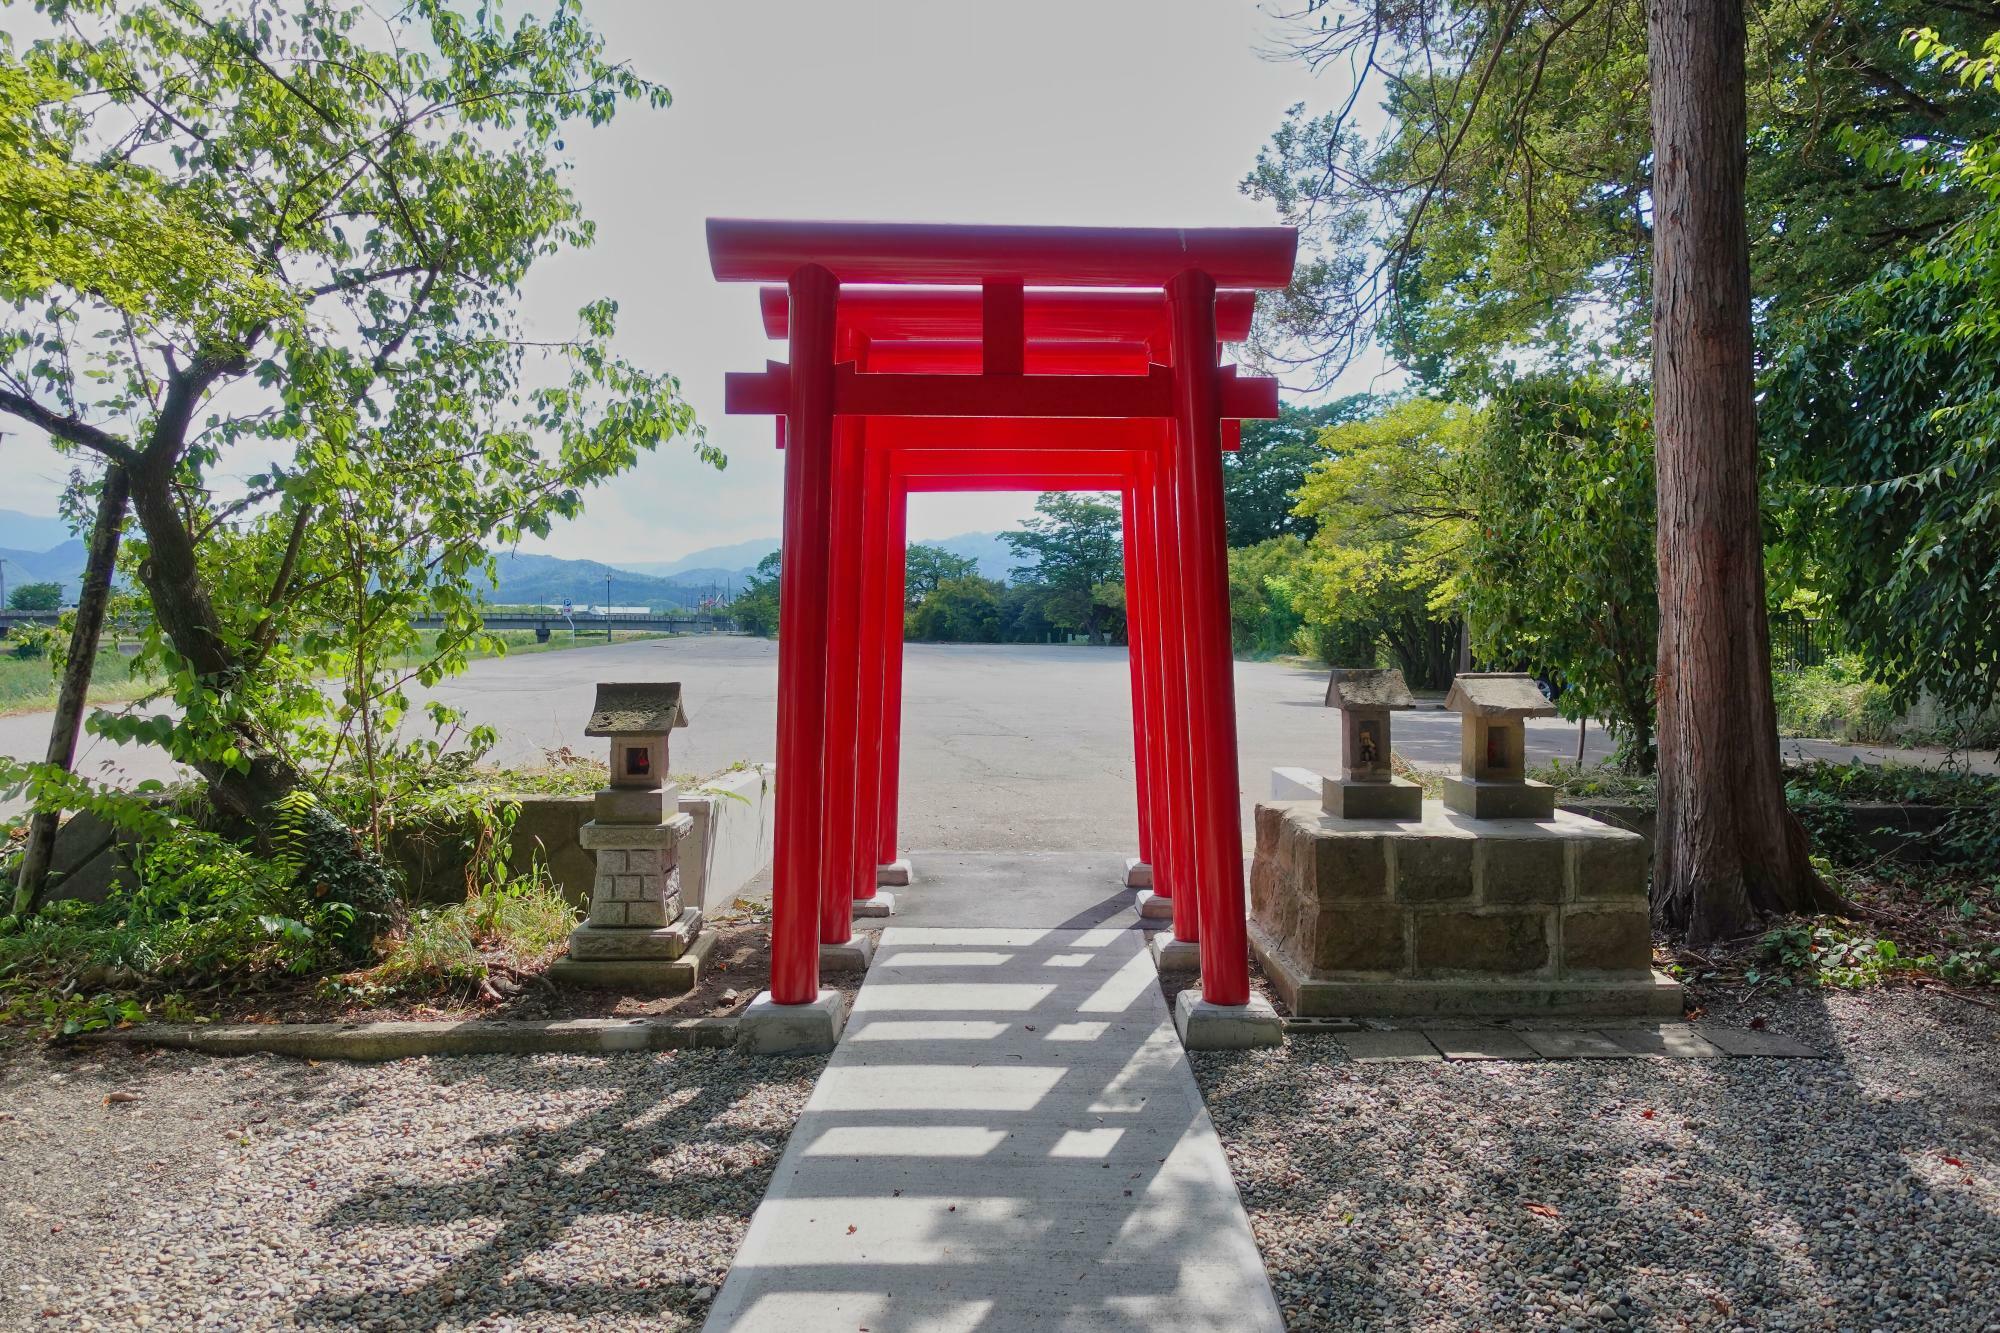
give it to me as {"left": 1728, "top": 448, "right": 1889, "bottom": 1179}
{"left": 1772, "top": 659, "right": 1899, "bottom": 741}
{"left": 0, "top": 824, "right": 356, "bottom": 1006}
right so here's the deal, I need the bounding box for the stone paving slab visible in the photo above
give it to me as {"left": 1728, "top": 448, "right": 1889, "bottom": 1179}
{"left": 1338, "top": 1030, "right": 1444, "bottom": 1062}
{"left": 703, "top": 926, "right": 1284, "bottom": 1332}
{"left": 1694, "top": 1025, "right": 1822, "bottom": 1058}
{"left": 1334, "top": 1024, "right": 1823, "bottom": 1064}
{"left": 1604, "top": 1023, "right": 1730, "bottom": 1059}
{"left": 1427, "top": 1029, "right": 1542, "bottom": 1061}
{"left": 1518, "top": 1029, "right": 1637, "bottom": 1059}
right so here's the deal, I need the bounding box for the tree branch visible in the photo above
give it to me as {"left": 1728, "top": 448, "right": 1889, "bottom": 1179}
{"left": 307, "top": 261, "right": 431, "bottom": 300}
{"left": 0, "top": 389, "right": 138, "bottom": 464}
{"left": 249, "top": 501, "right": 314, "bottom": 663}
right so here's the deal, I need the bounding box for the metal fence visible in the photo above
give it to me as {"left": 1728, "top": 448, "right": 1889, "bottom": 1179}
{"left": 1770, "top": 617, "right": 1828, "bottom": 671}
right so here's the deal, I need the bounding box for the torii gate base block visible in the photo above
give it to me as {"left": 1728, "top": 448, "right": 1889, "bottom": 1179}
{"left": 1176, "top": 989, "right": 1284, "bottom": 1049}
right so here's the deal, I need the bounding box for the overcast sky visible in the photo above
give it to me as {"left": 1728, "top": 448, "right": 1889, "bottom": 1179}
{"left": 4, "top": 1, "right": 1391, "bottom": 563}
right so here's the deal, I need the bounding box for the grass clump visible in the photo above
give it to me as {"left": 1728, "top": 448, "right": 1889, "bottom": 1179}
{"left": 325, "top": 870, "right": 576, "bottom": 1007}
{"left": 1529, "top": 760, "right": 1659, "bottom": 805}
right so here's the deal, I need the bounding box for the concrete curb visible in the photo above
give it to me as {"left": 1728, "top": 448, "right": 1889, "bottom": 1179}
{"left": 77, "top": 1015, "right": 739, "bottom": 1062}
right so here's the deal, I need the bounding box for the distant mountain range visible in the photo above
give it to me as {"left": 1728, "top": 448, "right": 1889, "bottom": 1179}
{"left": 487, "top": 552, "right": 734, "bottom": 610}
{"left": 493, "top": 531, "right": 1016, "bottom": 606}
{"left": 0, "top": 509, "right": 88, "bottom": 602}
{"left": 540, "top": 530, "right": 1017, "bottom": 589}
{"left": 0, "top": 509, "right": 1021, "bottom": 612}
{"left": 617, "top": 537, "right": 780, "bottom": 581}
{"left": 922, "top": 531, "right": 1015, "bottom": 582}
{"left": 0, "top": 540, "right": 88, "bottom": 602}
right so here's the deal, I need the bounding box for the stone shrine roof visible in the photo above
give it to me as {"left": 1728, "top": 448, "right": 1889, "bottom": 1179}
{"left": 1443, "top": 672, "right": 1557, "bottom": 718}
{"left": 1325, "top": 667, "right": 1416, "bottom": 710}
{"left": 584, "top": 682, "right": 690, "bottom": 736}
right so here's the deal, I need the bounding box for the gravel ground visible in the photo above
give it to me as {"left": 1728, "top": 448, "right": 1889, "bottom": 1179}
{"left": 0, "top": 1043, "right": 824, "bottom": 1330}
{"left": 1192, "top": 989, "right": 2000, "bottom": 1332}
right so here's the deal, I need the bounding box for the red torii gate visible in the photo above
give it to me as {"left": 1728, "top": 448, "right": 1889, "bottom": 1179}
{"left": 710, "top": 219, "right": 1295, "bottom": 1026}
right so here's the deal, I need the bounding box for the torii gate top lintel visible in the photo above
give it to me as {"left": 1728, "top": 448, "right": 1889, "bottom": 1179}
{"left": 707, "top": 217, "right": 1297, "bottom": 287}
{"left": 708, "top": 217, "right": 1297, "bottom": 1015}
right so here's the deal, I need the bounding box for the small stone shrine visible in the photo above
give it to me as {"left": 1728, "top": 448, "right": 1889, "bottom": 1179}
{"left": 1248, "top": 673, "right": 1678, "bottom": 1017}
{"left": 1322, "top": 667, "right": 1422, "bottom": 819}
{"left": 548, "top": 682, "right": 712, "bottom": 992}
{"left": 1443, "top": 672, "right": 1558, "bottom": 819}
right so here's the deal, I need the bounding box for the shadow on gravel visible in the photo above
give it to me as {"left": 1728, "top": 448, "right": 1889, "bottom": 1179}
{"left": 1192, "top": 989, "right": 2000, "bottom": 1331}
{"left": 289, "top": 1051, "right": 820, "bottom": 1330}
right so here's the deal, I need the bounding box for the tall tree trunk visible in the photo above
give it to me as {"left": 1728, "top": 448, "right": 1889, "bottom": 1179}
{"left": 11, "top": 466, "right": 130, "bottom": 919}
{"left": 1648, "top": 0, "right": 1833, "bottom": 944}
{"left": 124, "top": 457, "right": 298, "bottom": 823}
{"left": 122, "top": 459, "right": 395, "bottom": 951}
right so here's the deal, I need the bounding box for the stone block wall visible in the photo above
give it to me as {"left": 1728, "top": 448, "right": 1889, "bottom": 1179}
{"left": 1249, "top": 799, "right": 1654, "bottom": 989}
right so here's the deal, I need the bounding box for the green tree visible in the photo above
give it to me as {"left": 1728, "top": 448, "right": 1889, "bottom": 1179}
{"left": 1222, "top": 397, "right": 1373, "bottom": 546}
{"left": 904, "top": 544, "right": 978, "bottom": 608}
{"left": 1227, "top": 536, "right": 1310, "bottom": 658}
{"left": 999, "top": 582, "right": 1056, "bottom": 644}
{"left": 731, "top": 551, "right": 781, "bottom": 638}
{"left": 1765, "top": 27, "right": 2000, "bottom": 730}
{"left": 1246, "top": 0, "right": 1995, "bottom": 390}
{"left": 1291, "top": 400, "right": 1475, "bottom": 687}
{"left": 1003, "top": 493, "right": 1124, "bottom": 645}
{"left": 1468, "top": 373, "right": 1658, "bottom": 770}
{"left": 908, "top": 575, "right": 1004, "bottom": 643}
{"left": 0, "top": 1, "right": 711, "bottom": 898}
{"left": 6, "top": 581, "right": 62, "bottom": 611}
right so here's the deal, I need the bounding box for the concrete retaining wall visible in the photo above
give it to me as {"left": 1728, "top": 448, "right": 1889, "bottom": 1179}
{"left": 677, "top": 764, "right": 776, "bottom": 912}
{"left": 392, "top": 768, "right": 777, "bottom": 911}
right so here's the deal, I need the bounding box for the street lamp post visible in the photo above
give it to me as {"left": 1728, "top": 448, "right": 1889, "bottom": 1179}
{"left": 605, "top": 574, "right": 613, "bottom": 642}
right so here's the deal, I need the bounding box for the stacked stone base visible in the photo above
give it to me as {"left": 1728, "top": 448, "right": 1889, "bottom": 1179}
{"left": 549, "top": 930, "right": 717, "bottom": 993}
{"left": 1444, "top": 776, "right": 1556, "bottom": 820}
{"left": 1249, "top": 798, "right": 1680, "bottom": 1019}
{"left": 1322, "top": 775, "right": 1423, "bottom": 820}
{"left": 550, "top": 806, "right": 710, "bottom": 995}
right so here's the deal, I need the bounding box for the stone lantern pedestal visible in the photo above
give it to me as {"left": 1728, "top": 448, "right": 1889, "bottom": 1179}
{"left": 549, "top": 791, "right": 714, "bottom": 992}
{"left": 548, "top": 683, "right": 713, "bottom": 993}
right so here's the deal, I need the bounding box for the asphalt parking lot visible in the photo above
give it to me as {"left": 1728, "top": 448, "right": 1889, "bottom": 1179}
{"left": 2, "top": 634, "right": 1628, "bottom": 847}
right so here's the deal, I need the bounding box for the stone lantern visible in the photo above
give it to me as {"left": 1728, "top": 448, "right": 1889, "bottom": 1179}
{"left": 548, "top": 682, "right": 710, "bottom": 990}
{"left": 1322, "top": 667, "right": 1422, "bottom": 819}
{"left": 1443, "top": 672, "right": 1557, "bottom": 818}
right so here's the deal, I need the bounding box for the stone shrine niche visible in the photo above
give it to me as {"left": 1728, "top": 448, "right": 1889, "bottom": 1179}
{"left": 1322, "top": 667, "right": 1422, "bottom": 819}
{"left": 1443, "top": 672, "right": 1557, "bottom": 818}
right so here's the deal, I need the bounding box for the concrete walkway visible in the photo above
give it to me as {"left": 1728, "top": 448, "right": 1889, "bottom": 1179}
{"left": 704, "top": 924, "right": 1284, "bottom": 1332}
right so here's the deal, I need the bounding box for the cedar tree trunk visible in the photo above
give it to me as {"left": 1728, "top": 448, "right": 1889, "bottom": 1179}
{"left": 1647, "top": 0, "right": 1834, "bottom": 943}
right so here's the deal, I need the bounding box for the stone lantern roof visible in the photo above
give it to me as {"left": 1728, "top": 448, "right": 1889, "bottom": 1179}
{"left": 1443, "top": 672, "right": 1556, "bottom": 718}
{"left": 584, "top": 682, "right": 690, "bottom": 737}
{"left": 1326, "top": 667, "right": 1417, "bottom": 711}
